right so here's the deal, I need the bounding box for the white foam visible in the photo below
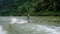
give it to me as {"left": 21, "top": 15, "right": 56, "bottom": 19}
{"left": 10, "top": 18, "right": 60, "bottom": 34}
{"left": 21, "top": 24, "right": 60, "bottom": 34}
{"left": 10, "top": 18, "right": 28, "bottom": 24}
{"left": 10, "top": 18, "right": 17, "bottom": 24}
{"left": 30, "top": 24, "right": 60, "bottom": 34}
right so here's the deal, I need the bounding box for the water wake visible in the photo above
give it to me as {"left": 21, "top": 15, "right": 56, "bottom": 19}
{"left": 10, "top": 18, "right": 28, "bottom": 24}
{"left": 9, "top": 18, "right": 60, "bottom": 34}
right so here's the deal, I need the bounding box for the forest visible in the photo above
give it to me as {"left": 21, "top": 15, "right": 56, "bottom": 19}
{"left": 0, "top": 0, "right": 60, "bottom": 16}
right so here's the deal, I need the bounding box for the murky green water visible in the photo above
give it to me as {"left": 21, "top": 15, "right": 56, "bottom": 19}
{"left": 0, "top": 16, "right": 60, "bottom": 34}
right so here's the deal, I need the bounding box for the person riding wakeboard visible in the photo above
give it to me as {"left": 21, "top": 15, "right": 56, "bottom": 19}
{"left": 27, "top": 14, "right": 30, "bottom": 23}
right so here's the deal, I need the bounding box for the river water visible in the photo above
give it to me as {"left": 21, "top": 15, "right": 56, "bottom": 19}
{"left": 0, "top": 16, "right": 60, "bottom": 34}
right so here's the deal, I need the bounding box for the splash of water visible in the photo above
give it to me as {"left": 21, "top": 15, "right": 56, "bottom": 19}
{"left": 10, "top": 18, "right": 28, "bottom": 24}
{"left": 10, "top": 18, "right": 17, "bottom": 24}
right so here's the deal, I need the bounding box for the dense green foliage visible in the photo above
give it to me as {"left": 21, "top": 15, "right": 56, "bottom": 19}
{"left": 0, "top": 0, "right": 60, "bottom": 16}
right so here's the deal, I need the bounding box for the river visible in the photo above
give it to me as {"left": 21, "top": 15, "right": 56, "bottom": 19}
{"left": 0, "top": 16, "right": 60, "bottom": 34}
